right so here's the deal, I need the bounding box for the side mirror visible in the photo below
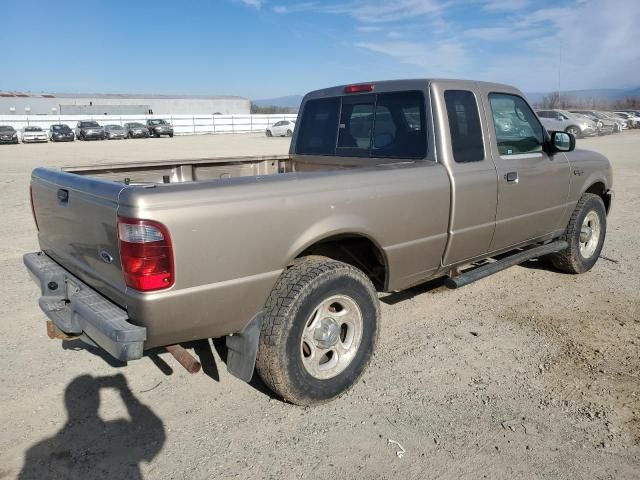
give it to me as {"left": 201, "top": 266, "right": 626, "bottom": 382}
{"left": 550, "top": 130, "right": 575, "bottom": 152}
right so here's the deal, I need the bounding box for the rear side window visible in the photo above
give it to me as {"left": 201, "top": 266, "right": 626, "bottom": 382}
{"left": 296, "top": 98, "right": 340, "bottom": 155}
{"left": 297, "top": 91, "right": 427, "bottom": 159}
{"left": 444, "top": 90, "right": 484, "bottom": 163}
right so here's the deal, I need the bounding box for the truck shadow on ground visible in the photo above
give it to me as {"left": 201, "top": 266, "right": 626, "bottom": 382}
{"left": 17, "top": 374, "right": 165, "bottom": 480}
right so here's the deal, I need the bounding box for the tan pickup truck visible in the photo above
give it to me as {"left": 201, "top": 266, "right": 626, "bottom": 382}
{"left": 24, "top": 79, "right": 613, "bottom": 405}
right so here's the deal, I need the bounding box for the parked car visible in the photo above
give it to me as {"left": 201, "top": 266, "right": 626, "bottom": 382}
{"left": 20, "top": 126, "right": 48, "bottom": 143}
{"left": 146, "top": 119, "right": 174, "bottom": 138}
{"left": 569, "top": 111, "right": 616, "bottom": 135}
{"left": 104, "top": 124, "right": 127, "bottom": 140}
{"left": 266, "top": 119, "right": 295, "bottom": 137}
{"left": 0, "top": 125, "right": 19, "bottom": 144}
{"left": 599, "top": 112, "right": 627, "bottom": 131}
{"left": 123, "top": 122, "right": 149, "bottom": 139}
{"left": 48, "top": 124, "right": 75, "bottom": 142}
{"left": 613, "top": 111, "right": 640, "bottom": 128}
{"left": 535, "top": 109, "right": 596, "bottom": 138}
{"left": 75, "top": 121, "right": 105, "bottom": 140}
{"left": 24, "top": 79, "right": 613, "bottom": 406}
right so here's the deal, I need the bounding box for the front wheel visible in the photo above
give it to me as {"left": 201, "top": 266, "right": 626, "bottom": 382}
{"left": 286, "top": 129, "right": 292, "bottom": 137}
{"left": 266, "top": 129, "right": 272, "bottom": 137}
{"left": 566, "top": 126, "right": 581, "bottom": 138}
{"left": 256, "top": 256, "right": 379, "bottom": 406}
{"left": 548, "top": 193, "right": 606, "bottom": 274}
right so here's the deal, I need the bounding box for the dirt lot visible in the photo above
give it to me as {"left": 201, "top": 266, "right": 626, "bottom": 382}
{"left": 0, "top": 133, "right": 638, "bottom": 479}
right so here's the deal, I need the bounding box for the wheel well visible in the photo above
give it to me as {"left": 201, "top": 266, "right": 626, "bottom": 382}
{"left": 585, "top": 182, "right": 610, "bottom": 212}
{"left": 296, "top": 235, "right": 387, "bottom": 291}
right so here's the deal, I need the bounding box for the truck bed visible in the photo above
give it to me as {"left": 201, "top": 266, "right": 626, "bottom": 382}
{"left": 62, "top": 155, "right": 361, "bottom": 185}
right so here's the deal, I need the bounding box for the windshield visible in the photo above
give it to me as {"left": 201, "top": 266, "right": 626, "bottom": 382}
{"left": 25, "top": 127, "right": 42, "bottom": 132}
{"left": 129, "top": 123, "right": 145, "bottom": 128}
{"left": 0, "top": 126, "right": 14, "bottom": 132}
{"left": 149, "top": 119, "right": 167, "bottom": 125}
{"left": 80, "top": 121, "right": 100, "bottom": 128}
{"left": 106, "top": 125, "right": 124, "bottom": 130}
{"left": 52, "top": 125, "right": 70, "bottom": 131}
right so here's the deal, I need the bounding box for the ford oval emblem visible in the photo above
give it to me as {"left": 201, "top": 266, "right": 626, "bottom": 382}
{"left": 100, "top": 250, "right": 114, "bottom": 264}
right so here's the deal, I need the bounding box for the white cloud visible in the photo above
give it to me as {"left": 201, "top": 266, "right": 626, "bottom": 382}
{"left": 272, "top": 0, "right": 443, "bottom": 23}
{"left": 482, "top": 0, "right": 528, "bottom": 11}
{"left": 237, "top": 0, "right": 263, "bottom": 8}
{"left": 356, "top": 40, "right": 468, "bottom": 77}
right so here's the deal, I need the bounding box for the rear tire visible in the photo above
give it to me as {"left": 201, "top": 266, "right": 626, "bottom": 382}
{"left": 548, "top": 193, "right": 606, "bottom": 274}
{"left": 266, "top": 130, "right": 272, "bottom": 137}
{"left": 286, "top": 129, "right": 292, "bottom": 137}
{"left": 256, "top": 256, "right": 379, "bottom": 406}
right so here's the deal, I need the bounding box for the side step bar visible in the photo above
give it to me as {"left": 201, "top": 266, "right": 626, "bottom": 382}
{"left": 445, "top": 240, "right": 568, "bottom": 289}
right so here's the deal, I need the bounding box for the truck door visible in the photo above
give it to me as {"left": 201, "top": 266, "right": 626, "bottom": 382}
{"left": 431, "top": 82, "right": 498, "bottom": 266}
{"left": 477, "top": 88, "right": 571, "bottom": 252}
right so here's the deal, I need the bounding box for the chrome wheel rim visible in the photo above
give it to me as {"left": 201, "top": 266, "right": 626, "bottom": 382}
{"left": 301, "top": 294, "right": 363, "bottom": 380}
{"left": 579, "top": 210, "right": 601, "bottom": 259}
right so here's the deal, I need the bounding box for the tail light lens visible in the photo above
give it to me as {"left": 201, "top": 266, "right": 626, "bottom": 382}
{"left": 29, "top": 185, "right": 39, "bottom": 231}
{"left": 118, "top": 217, "right": 174, "bottom": 292}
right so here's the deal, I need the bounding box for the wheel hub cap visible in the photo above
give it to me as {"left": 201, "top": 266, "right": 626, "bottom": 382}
{"left": 313, "top": 318, "right": 340, "bottom": 348}
{"left": 300, "top": 294, "right": 364, "bottom": 380}
{"left": 579, "top": 210, "right": 601, "bottom": 259}
{"left": 580, "top": 226, "right": 593, "bottom": 243}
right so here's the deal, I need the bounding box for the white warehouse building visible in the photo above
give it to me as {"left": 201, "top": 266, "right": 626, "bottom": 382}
{"left": 0, "top": 91, "right": 250, "bottom": 115}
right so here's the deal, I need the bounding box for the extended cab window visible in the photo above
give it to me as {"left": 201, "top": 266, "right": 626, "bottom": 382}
{"left": 444, "top": 90, "right": 484, "bottom": 163}
{"left": 489, "top": 93, "right": 543, "bottom": 156}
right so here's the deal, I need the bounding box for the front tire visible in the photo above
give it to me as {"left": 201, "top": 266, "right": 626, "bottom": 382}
{"left": 566, "top": 126, "right": 581, "bottom": 138}
{"left": 286, "top": 129, "right": 292, "bottom": 137}
{"left": 266, "top": 129, "right": 272, "bottom": 137}
{"left": 256, "top": 256, "right": 379, "bottom": 406}
{"left": 548, "top": 193, "right": 606, "bottom": 274}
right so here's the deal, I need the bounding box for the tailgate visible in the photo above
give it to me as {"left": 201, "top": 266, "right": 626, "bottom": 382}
{"left": 30, "top": 167, "right": 128, "bottom": 307}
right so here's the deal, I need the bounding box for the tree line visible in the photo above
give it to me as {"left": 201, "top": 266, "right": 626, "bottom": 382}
{"left": 536, "top": 92, "right": 640, "bottom": 110}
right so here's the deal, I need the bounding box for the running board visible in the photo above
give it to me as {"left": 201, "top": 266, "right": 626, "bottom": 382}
{"left": 444, "top": 240, "right": 568, "bottom": 289}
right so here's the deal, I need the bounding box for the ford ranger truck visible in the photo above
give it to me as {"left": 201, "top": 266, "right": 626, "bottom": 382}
{"left": 24, "top": 79, "right": 613, "bottom": 405}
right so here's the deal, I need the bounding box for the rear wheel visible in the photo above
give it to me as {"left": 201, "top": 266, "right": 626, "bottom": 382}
{"left": 548, "top": 193, "right": 606, "bottom": 274}
{"left": 256, "top": 256, "right": 379, "bottom": 406}
{"left": 266, "top": 130, "right": 272, "bottom": 137}
{"left": 286, "top": 129, "right": 292, "bottom": 137}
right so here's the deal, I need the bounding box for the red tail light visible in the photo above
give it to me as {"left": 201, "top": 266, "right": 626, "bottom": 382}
{"left": 118, "top": 217, "right": 174, "bottom": 292}
{"left": 344, "top": 84, "right": 374, "bottom": 94}
{"left": 29, "top": 185, "right": 39, "bottom": 231}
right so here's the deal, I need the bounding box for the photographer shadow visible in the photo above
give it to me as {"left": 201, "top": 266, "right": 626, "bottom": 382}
{"left": 18, "top": 374, "right": 166, "bottom": 480}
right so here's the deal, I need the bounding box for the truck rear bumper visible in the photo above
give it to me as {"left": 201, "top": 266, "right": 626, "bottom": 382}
{"left": 23, "top": 252, "right": 146, "bottom": 361}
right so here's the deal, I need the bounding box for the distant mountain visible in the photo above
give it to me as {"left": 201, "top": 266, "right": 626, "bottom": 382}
{"left": 525, "top": 87, "right": 640, "bottom": 104}
{"left": 253, "top": 95, "right": 303, "bottom": 109}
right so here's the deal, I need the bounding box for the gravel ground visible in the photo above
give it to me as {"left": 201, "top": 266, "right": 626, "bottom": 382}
{"left": 0, "top": 132, "right": 638, "bottom": 479}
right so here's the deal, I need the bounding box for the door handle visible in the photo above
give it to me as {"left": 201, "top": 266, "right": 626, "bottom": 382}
{"left": 504, "top": 172, "right": 519, "bottom": 184}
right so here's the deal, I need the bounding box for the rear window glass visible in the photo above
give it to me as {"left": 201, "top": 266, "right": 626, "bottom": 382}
{"left": 444, "top": 90, "right": 484, "bottom": 163}
{"left": 337, "top": 100, "right": 374, "bottom": 154}
{"left": 372, "top": 91, "right": 426, "bottom": 159}
{"left": 297, "top": 91, "right": 426, "bottom": 159}
{"left": 296, "top": 98, "right": 340, "bottom": 155}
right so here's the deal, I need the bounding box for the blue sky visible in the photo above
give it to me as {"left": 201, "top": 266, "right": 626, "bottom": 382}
{"left": 1, "top": 0, "right": 638, "bottom": 99}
